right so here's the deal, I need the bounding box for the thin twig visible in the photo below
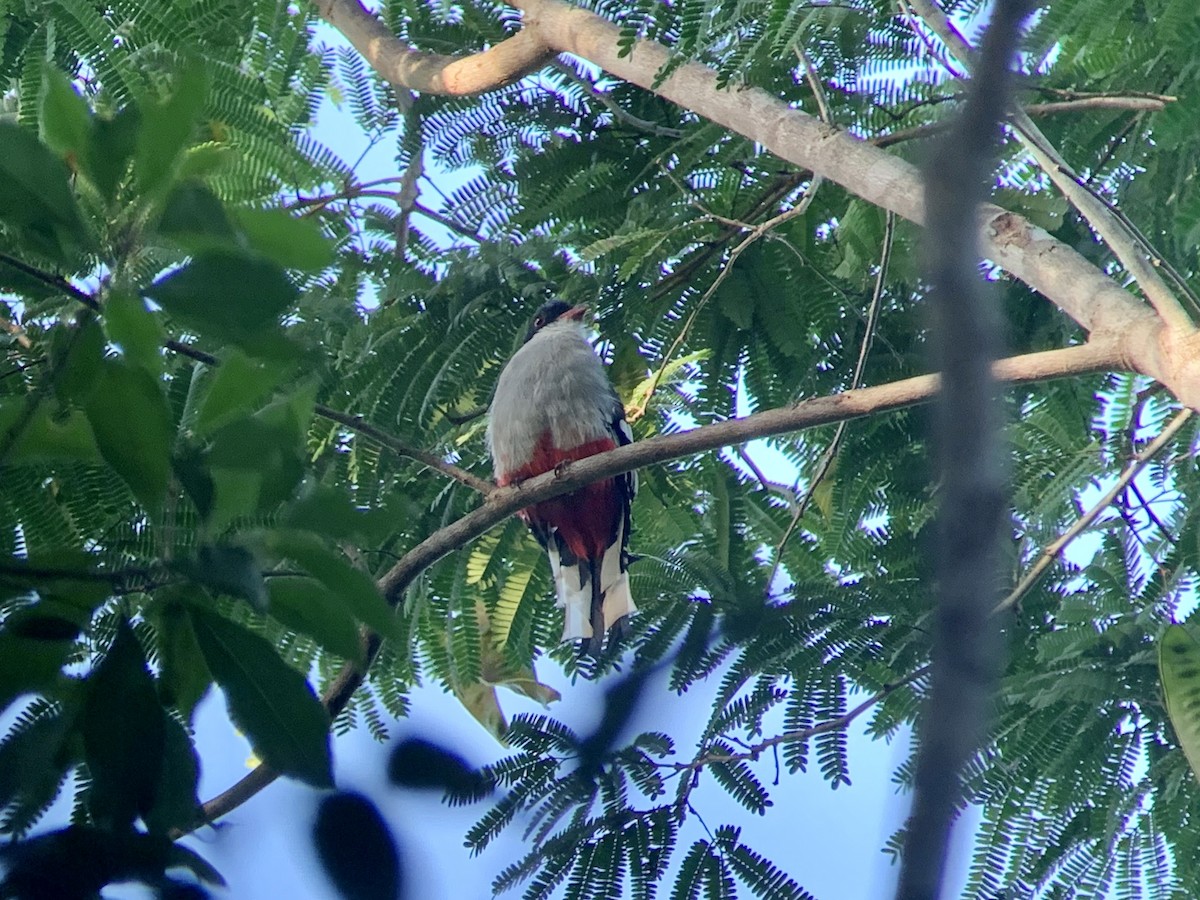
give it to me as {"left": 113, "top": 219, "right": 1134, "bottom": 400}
{"left": 993, "top": 408, "right": 1193, "bottom": 615}
{"left": 873, "top": 96, "right": 1171, "bottom": 149}
{"left": 551, "top": 59, "right": 684, "bottom": 138}
{"left": 628, "top": 177, "right": 824, "bottom": 422}
{"left": 766, "top": 212, "right": 893, "bottom": 589}
{"left": 314, "top": 405, "right": 493, "bottom": 494}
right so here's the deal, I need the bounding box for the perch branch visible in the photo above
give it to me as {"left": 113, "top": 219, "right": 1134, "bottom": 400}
{"left": 185, "top": 340, "right": 1120, "bottom": 833}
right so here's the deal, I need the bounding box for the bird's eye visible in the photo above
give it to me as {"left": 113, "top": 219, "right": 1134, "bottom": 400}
{"left": 534, "top": 316, "right": 545, "bottom": 328}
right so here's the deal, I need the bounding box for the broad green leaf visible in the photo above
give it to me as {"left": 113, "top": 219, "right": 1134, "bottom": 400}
{"left": 153, "top": 596, "right": 212, "bottom": 719}
{"left": 267, "top": 576, "right": 366, "bottom": 665}
{"left": 135, "top": 63, "right": 207, "bottom": 195}
{"left": 266, "top": 530, "right": 398, "bottom": 640}
{"left": 39, "top": 68, "right": 91, "bottom": 164}
{"left": 1160, "top": 626, "right": 1200, "bottom": 784}
{"left": 143, "top": 715, "right": 202, "bottom": 836}
{"left": 282, "top": 484, "right": 394, "bottom": 543}
{"left": 85, "top": 106, "right": 141, "bottom": 201}
{"left": 180, "top": 543, "right": 269, "bottom": 610}
{"left": 83, "top": 618, "right": 165, "bottom": 830}
{"left": 143, "top": 250, "right": 297, "bottom": 348}
{"left": 195, "top": 349, "right": 290, "bottom": 435}
{"left": 0, "top": 401, "right": 101, "bottom": 464}
{"left": 158, "top": 180, "right": 235, "bottom": 250}
{"left": 84, "top": 359, "right": 172, "bottom": 510}
{"left": 51, "top": 316, "right": 104, "bottom": 406}
{"left": 188, "top": 605, "right": 333, "bottom": 787}
{"left": 103, "top": 292, "right": 164, "bottom": 373}
{"left": 0, "top": 122, "right": 90, "bottom": 262}
{"left": 234, "top": 208, "right": 335, "bottom": 271}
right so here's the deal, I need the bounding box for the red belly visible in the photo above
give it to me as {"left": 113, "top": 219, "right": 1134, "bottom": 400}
{"left": 498, "top": 432, "right": 619, "bottom": 560}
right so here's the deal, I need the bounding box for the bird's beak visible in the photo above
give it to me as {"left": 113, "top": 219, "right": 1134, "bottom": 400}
{"left": 563, "top": 304, "right": 589, "bottom": 321}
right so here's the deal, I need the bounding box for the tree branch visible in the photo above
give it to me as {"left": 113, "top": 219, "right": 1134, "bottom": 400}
{"left": 993, "top": 407, "right": 1193, "bottom": 616}
{"left": 313, "top": 0, "right": 555, "bottom": 95}
{"left": 897, "top": 1, "right": 1028, "bottom": 894}
{"left": 903, "top": 0, "right": 1196, "bottom": 335}
{"left": 184, "top": 340, "right": 1120, "bottom": 833}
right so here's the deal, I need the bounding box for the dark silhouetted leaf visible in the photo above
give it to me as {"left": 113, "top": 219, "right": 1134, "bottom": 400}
{"left": 188, "top": 605, "right": 332, "bottom": 787}
{"left": 388, "top": 736, "right": 491, "bottom": 800}
{"left": 83, "top": 617, "right": 165, "bottom": 830}
{"left": 0, "top": 826, "right": 223, "bottom": 898}
{"left": 313, "top": 792, "right": 402, "bottom": 900}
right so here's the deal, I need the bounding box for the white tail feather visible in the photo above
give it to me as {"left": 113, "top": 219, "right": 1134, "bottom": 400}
{"left": 549, "top": 527, "right": 635, "bottom": 643}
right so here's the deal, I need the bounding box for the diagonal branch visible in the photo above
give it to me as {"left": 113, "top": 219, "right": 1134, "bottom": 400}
{"left": 903, "top": 0, "right": 1196, "bottom": 335}
{"left": 183, "top": 340, "right": 1120, "bottom": 833}
{"left": 993, "top": 407, "right": 1193, "bottom": 616}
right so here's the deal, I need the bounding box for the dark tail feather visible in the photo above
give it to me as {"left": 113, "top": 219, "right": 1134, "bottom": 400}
{"left": 587, "top": 557, "right": 604, "bottom": 657}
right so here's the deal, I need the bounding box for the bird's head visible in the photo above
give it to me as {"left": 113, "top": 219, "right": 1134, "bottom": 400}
{"left": 524, "top": 300, "right": 588, "bottom": 343}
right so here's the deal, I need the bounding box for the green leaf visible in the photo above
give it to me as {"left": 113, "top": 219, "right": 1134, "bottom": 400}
{"left": 1160, "top": 625, "right": 1200, "bottom": 784}
{"left": 266, "top": 530, "right": 399, "bottom": 640}
{"left": 135, "top": 63, "right": 207, "bottom": 195}
{"left": 267, "top": 576, "right": 366, "bottom": 665}
{"left": 143, "top": 715, "right": 202, "bottom": 835}
{"left": 39, "top": 67, "right": 91, "bottom": 163}
{"left": 50, "top": 315, "right": 105, "bottom": 406}
{"left": 195, "top": 349, "right": 290, "bottom": 435}
{"left": 85, "top": 106, "right": 141, "bottom": 201}
{"left": 180, "top": 543, "right": 269, "bottom": 610}
{"left": 158, "top": 180, "right": 236, "bottom": 251}
{"left": 82, "top": 618, "right": 165, "bottom": 830}
{"left": 233, "top": 208, "right": 335, "bottom": 271}
{"left": 187, "top": 605, "right": 333, "bottom": 787}
{"left": 0, "top": 633, "right": 73, "bottom": 717}
{"left": 153, "top": 595, "right": 212, "bottom": 719}
{"left": 282, "top": 484, "right": 393, "bottom": 543}
{"left": 0, "top": 401, "right": 101, "bottom": 464}
{"left": 84, "top": 359, "right": 173, "bottom": 510}
{"left": 103, "top": 292, "right": 164, "bottom": 373}
{"left": 143, "top": 250, "right": 298, "bottom": 348}
{"left": 0, "top": 122, "right": 90, "bottom": 263}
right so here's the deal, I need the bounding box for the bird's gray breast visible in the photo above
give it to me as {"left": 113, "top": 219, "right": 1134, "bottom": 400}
{"left": 488, "top": 323, "right": 618, "bottom": 478}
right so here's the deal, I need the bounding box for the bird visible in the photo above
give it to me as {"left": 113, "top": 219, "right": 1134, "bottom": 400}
{"left": 487, "top": 299, "right": 636, "bottom": 656}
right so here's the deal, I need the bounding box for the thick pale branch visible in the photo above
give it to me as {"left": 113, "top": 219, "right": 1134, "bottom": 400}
{"left": 314, "top": 0, "right": 553, "bottom": 94}
{"left": 501, "top": 0, "right": 1200, "bottom": 408}
{"left": 315, "top": 0, "right": 1200, "bottom": 404}
{"left": 903, "top": 0, "right": 1196, "bottom": 335}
